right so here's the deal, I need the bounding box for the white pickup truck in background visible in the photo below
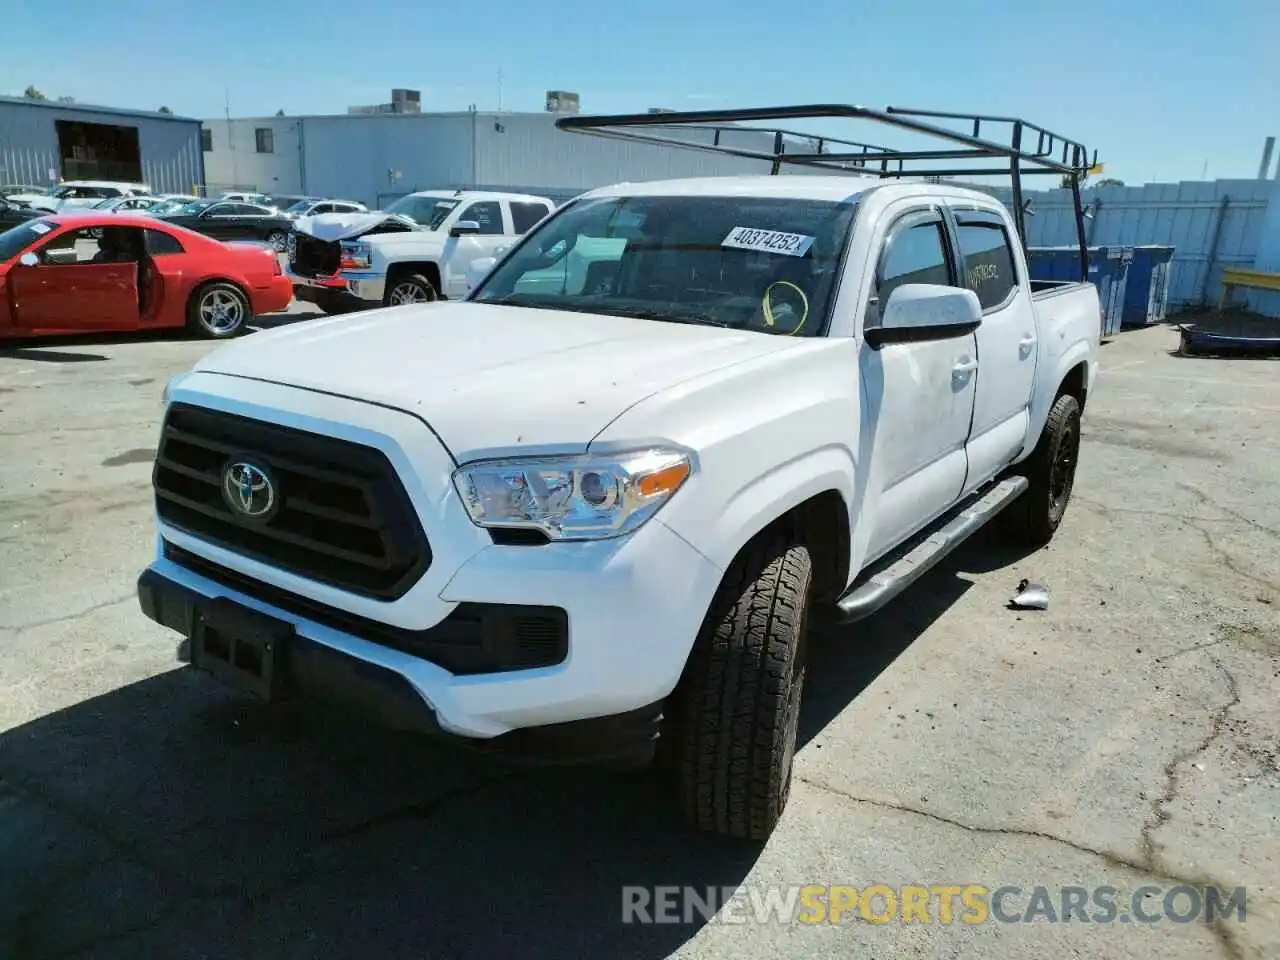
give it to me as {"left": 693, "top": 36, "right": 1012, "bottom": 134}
{"left": 138, "top": 105, "right": 1103, "bottom": 841}
{"left": 286, "top": 189, "right": 557, "bottom": 313}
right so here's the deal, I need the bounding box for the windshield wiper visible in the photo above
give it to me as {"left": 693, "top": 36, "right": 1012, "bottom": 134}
{"left": 603, "top": 307, "right": 729, "bottom": 328}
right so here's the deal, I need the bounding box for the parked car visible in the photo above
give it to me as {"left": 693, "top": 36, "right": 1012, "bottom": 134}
{"left": 0, "top": 197, "right": 46, "bottom": 232}
{"left": 136, "top": 104, "right": 1102, "bottom": 841}
{"left": 92, "top": 195, "right": 167, "bottom": 214}
{"left": 281, "top": 197, "right": 368, "bottom": 220}
{"left": 14, "top": 180, "right": 152, "bottom": 213}
{"left": 147, "top": 197, "right": 200, "bottom": 217}
{"left": 219, "top": 191, "right": 276, "bottom": 207}
{"left": 156, "top": 199, "right": 296, "bottom": 252}
{"left": 0, "top": 213, "right": 291, "bottom": 339}
{"left": 1, "top": 184, "right": 47, "bottom": 204}
{"left": 286, "top": 189, "right": 555, "bottom": 313}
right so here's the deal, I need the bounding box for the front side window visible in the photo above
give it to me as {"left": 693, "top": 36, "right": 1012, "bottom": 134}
{"left": 869, "top": 218, "right": 954, "bottom": 327}
{"left": 471, "top": 194, "right": 857, "bottom": 337}
{"left": 955, "top": 219, "right": 1018, "bottom": 310}
{"left": 457, "top": 201, "right": 503, "bottom": 235}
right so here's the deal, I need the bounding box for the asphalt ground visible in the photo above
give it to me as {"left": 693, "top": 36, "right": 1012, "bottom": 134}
{"left": 1, "top": 319, "right": 1277, "bottom": 959}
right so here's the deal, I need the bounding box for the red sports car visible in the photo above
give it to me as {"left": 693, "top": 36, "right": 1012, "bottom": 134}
{"left": 0, "top": 213, "right": 293, "bottom": 340}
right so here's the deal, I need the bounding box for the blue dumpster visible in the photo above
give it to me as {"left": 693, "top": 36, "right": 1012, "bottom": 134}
{"left": 1121, "top": 245, "right": 1175, "bottom": 327}
{"left": 1027, "top": 245, "right": 1132, "bottom": 337}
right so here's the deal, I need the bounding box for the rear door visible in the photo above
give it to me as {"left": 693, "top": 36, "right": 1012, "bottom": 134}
{"left": 10, "top": 227, "right": 139, "bottom": 331}
{"left": 946, "top": 205, "right": 1037, "bottom": 490}
{"left": 858, "top": 204, "right": 979, "bottom": 561}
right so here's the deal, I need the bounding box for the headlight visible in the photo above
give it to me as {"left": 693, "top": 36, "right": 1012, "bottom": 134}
{"left": 452, "top": 448, "right": 692, "bottom": 541}
{"left": 339, "top": 240, "right": 372, "bottom": 270}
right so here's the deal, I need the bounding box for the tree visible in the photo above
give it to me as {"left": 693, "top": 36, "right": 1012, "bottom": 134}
{"left": 56, "top": 95, "right": 75, "bottom": 104}
{"left": 158, "top": 105, "right": 173, "bottom": 114}
{"left": 23, "top": 85, "right": 46, "bottom": 100}
{"left": 1095, "top": 177, "right": 1125, "bottom": 188}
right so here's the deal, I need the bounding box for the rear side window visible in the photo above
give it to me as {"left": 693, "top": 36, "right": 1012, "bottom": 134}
{"left": 510, "top": 201, "right": 552, "bottom": 234}
{"left": 873, "top": 219, "right": 953, "bottom": 324}
{"left": 146, "top": 230, "right": 183, "bottom": 255}
{"left": 956, "top": 220, "right": 1017, "bottom": 310}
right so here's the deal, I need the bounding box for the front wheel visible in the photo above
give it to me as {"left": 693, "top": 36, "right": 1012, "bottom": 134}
{"left": 1005, "top": 393, "right": 1081, "bottom": 545}
{"left": 187, "top": 282, "right": 251, "bottom": 339}
{"left": 384, "top": 273, "right": 439, "bottom": 306}
{"left": 676, "top": 533, "right": 812, "bottom": 840}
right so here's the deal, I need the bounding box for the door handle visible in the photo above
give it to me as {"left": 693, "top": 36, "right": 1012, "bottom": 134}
{"left": 952, "top": 357, "right": 978, "bottom": 374}
{"left": 1019, "top": 333, "right": 1037, "bottom": 348}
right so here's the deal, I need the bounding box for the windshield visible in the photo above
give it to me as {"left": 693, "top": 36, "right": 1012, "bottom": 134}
{"left": 470, "top": 194, "right": 856, "bottom": 336}
{"left": 285, "top": 200, "right": 316, "bottom": 213}
{"left": 0, "top": 220, "right": 58, "bottom": 261}
{"left": 385, "top": 195, "right": 458, "bottom": 229}
{"left": 173, "top": 200, "right": 215, "bottom": 215}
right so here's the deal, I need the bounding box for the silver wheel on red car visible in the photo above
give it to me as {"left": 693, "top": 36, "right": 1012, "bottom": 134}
{"left": 266, "top": 230, "right": 288, "bottom": 252}
{"left": 188, "top": 282, "right": 251, "bottom": 339}
{"left": 386, "top": 274, "right": 438, "bottom": 306}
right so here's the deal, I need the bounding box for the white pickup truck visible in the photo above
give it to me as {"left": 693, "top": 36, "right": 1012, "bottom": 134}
{"left": 286, "top": 189, "right": 557, "bottom": 313}
{"left": 137, "top": 105, "right": 1102, "bottom": 840}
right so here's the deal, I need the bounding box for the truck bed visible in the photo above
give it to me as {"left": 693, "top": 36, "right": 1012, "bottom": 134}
{"left": 1031, "top": 279, "right": 1091, "bottom": 299}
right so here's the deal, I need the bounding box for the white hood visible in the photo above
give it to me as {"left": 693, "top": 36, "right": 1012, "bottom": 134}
{"left": 292, "top": 211, "right": 418, "bottom": 242}
{"left": 193, "top": 301, "right": 803, "bottom": 461}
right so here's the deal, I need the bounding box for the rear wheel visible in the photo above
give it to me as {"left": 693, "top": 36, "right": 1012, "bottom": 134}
{"left": 187, "top": 282, "right": 251, "bottom": 339}
{"left": 385, "top": 273, "right": 439, "bottom": 306}
{"left": 266, "top": 230, "right": 288, "bottom": 253}
{"left": 676, "top": 533, "right": 812, "bottom": 840}
{"left": 1005, "top": 393, "right": 1081, "bottom": 545}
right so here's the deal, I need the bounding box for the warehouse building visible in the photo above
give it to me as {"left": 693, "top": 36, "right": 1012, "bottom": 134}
{"left": 201, "top": 92, "right": 849, "bottom": 207}
{"left": 0, "top": 96, "right": 204, "bottom": 194}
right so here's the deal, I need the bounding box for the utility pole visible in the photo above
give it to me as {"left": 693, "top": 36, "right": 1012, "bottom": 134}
{"left": 497, "top": 68, "right": 503, "bottom": 111}
{"left": 225, "top": 87, "right": 239, "bottom": 191}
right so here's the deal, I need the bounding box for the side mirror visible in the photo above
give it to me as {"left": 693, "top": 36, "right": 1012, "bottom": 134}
{"left": 450, "top": 220, "right": 481, "bottom": 237}
{"left": 868, "top": 283, "right": 982, "bottom": 348}
{"left": 19, "top": 252, "right": 38, "bottom": 267}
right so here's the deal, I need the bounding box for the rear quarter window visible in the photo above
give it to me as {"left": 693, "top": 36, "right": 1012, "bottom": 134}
{"left": 956, "top": 220, "right": 1018, "bottom": 309}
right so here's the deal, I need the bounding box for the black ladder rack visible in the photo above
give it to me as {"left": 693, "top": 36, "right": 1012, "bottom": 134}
{"left": 555, "top": 103, "right": 1098, "bottom": 280}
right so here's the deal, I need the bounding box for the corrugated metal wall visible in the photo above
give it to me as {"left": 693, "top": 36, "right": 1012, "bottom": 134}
{"left": 0, "top": 99, "right": 203, "bottom": 194}
{"left": 993, "top": 180, "right": 1276, "bottom": 310}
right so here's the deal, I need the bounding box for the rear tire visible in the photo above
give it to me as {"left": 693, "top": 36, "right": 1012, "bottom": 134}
{"left": 384, "top": 273, "right": 439, "bottom": 306}
{"left": 187, "top": 282, "right": 251, "bottom": 339}
{"left": 266, "top": 230, "right": 288, "bottom": 253}
{"left": 1005, "top": 393, "right": 1081, "bottom": 546}
{"left": 677, "top": 533, "right": 812, "bottom": 840}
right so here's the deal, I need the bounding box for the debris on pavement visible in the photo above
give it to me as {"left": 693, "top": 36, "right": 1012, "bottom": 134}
{"left": 1009, "top": 578, "right": 1050, "bottom": 611}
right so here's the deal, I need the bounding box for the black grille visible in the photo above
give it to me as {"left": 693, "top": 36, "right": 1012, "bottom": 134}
{"left": 164, "top": 543, "right": 568, "bottom": 674}
{"left": 289, "top": 231, "right": 340, "bottom": 278}
{"left": 153, "top": 403, "right": 429, "bottom": 599}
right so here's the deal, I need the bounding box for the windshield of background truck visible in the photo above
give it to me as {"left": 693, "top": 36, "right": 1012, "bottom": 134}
{"left": 470, "top": 194, "right": 856, "bottom": 336}
{"left": 384, "top": 195, "right": 459, "bottom": 229}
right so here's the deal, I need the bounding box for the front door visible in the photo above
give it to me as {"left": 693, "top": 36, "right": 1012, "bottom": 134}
{"left": 10, "top": 227, "right": 140, "bottom": 331}
{"left": 859, "top": 206, "right": 978, "bottom": 562}
{"left": 948, "top": 207, "right": 1038, "bottom": 491}
{"left": 439, "top": 200, "right": 514, "bottom": 297}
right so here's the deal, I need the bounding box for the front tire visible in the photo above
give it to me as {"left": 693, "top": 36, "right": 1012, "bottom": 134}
{"left": 384, "top": 273, "right": 439, "bottom": 306}
{"left": 187, "top": 282, "right": 251, "bottom": 339}
{"left": 677, "top": 533, "right": 812, "bottom": 840}
{"left": 1006, "top": 393, "right": 1081, "bottom": 545}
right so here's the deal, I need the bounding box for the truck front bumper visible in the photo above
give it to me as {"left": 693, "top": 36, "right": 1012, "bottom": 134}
{"left": 141, "top": 513, "right": 723, "bottom": 757}
{"left": 287, "top": 267, "right": 385, "bottom": 310}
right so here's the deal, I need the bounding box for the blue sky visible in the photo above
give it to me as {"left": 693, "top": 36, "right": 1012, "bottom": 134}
{"left": 4, "top": 0, "right": 1278, "bottom": 185}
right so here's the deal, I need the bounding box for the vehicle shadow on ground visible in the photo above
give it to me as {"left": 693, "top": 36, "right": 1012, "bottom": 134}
{"left": 0, "top": 530, "right": 1038, "bottom": 960}
{"left": 0, "top": 346, "right": 111, "bottom": 363}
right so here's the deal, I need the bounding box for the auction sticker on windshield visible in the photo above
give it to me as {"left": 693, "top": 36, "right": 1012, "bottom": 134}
{"left": 722, "top": 227, "right": 815, "bottom": 257}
